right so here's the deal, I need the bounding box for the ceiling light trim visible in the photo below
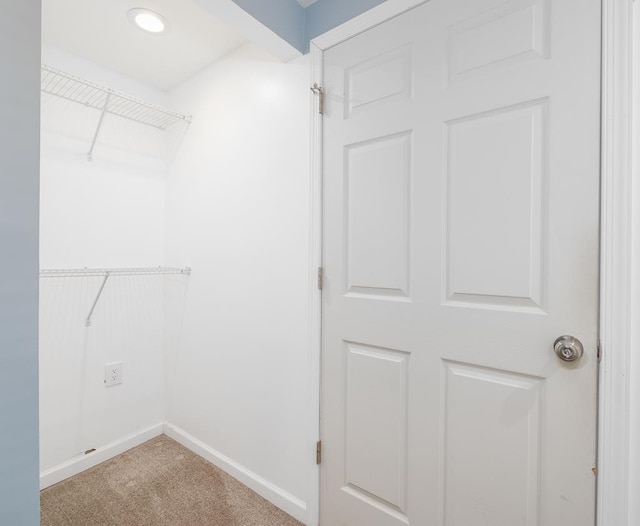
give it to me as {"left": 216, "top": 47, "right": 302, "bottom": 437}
{"left": 127, "top": 8, "right": 170, "bottom": 35}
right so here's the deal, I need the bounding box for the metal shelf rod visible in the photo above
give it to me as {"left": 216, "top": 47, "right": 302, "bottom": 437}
{"left": 40, "top": 267, "right": 191, "bottom": 278}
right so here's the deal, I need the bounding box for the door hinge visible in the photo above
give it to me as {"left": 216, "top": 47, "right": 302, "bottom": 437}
{"left": 316, "top": 440, "right": 322, "bottom": 465}
{"left": 310, "top": 83, "right": 324, "bottom": 115}
{"left": 597, "top": 339, "right": 602, "bottom": 362}
{"left": 317, "top": 267, "right": 324, "bottom": 290}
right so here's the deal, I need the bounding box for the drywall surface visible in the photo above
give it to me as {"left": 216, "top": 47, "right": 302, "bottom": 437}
{"left": 0, "top": 3, "right": 41, "bottom": 525}
{"left": 39, "top": 273, "right": 167, "bottom": 473}
{"left": 165, "top": 42, "right": 311, "bottom": 514}
{"left": 40, "top": 46, "right": 169, "bottom": 270}
{"left": 40, "top": 45, "right": 169, "bottom": 268}
{"left": 39, "top": 48, "right": 170, "bottom": 474}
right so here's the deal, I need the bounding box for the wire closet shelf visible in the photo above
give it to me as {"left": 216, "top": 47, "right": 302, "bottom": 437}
{"left": 39, "top": 267, "right": 191, "bottom": 327}
{"left": 41, "top": 64, "right": 192, "bottom": 161}
{"left": 41, "top": 65, "right": 191, "bottom": 130}
{"left": 39, "top": 267, "right": 192, "bottom": 278}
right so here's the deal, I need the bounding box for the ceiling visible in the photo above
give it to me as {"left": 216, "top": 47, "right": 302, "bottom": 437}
{"left": 42, "top": 0, "right": 248, "bottom": 91}
{"left": 296, "top": 0, "right": 320, "bottom": 6}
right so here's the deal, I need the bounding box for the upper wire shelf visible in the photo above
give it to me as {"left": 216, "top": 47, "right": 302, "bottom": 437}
{"left": 41, "top": 65, "right": 191, "bottom": 130}
{"left": 41, "top": 64, "right": 192, "bottom": 161}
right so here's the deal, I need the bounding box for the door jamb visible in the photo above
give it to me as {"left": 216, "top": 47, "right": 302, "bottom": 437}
{"left": 599, "top": 1, "right": 633, "bottom": 525}
{"left": 306, "top": 33, "right": 323, "bottom": 526}
{"left": 308, "top": 1, "right": 631, "bottom": 525}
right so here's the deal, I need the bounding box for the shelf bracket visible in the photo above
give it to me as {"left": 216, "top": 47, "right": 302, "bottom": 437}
{"left": 88, "top": 92, "right": 111, "bottom": 162}
{"left": 85, "top": 272, "right": 110, "bottom": 327}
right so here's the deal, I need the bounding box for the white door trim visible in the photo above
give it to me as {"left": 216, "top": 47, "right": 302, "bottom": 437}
{"left": 306, "top": 38, "right": 323, "bottom": 526}
{"left": 599, "top": 1, "right": 633, "bottom": 525}
{"left": 308, "top": 0, "right": 631, "bottom": 525}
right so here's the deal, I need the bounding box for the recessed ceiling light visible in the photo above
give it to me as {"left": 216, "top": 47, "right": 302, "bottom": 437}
{"left": 127, "top": 8, "right": 169, "bottom": 34}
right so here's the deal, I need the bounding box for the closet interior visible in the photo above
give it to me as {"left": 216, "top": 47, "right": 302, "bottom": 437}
{"left": 39, "top": 1, "right": 311, "bottom": 522}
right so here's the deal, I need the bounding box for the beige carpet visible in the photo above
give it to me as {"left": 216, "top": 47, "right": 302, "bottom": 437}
{"left": 41, "top": 435, "right": 304, "bottom": 526}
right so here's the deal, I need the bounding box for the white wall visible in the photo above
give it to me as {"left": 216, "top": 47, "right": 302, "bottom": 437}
{"left": 40, "top": 46, "right": 169, "bottom": 269}
{"left": 38, "top": 42, "right": 313, "bottom": 521}
{"left": 39, "top": 47, "right": 172, "bottom": 478}
{"left": 0, "top": 3, "right": 41, "bottom": 525}
{"left": 164, "top": 43, "right": 311, "bottom": 520}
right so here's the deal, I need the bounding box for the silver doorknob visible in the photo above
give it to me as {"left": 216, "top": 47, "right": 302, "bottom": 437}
{"left": 554, "top": 335, "right": 584, "bottom": 362}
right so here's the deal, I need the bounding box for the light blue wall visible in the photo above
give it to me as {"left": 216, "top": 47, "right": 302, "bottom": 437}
{"left": 0, "top": 3, "right": 41, "bottom": 526}
{"left": 304, "top": 0, "right": 385, "bottom": 45}
{"left": 232, "top": 0, "right": 305, "bottom": 52}
{"left": 232, "top": 0, "right": 385, "bottom": 53}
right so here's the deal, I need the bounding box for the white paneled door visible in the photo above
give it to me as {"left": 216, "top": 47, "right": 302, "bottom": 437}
{"left": 320, "top": 0, "right": 601, "bottom": 524}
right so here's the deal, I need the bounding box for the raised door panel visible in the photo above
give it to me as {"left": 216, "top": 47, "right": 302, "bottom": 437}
{"left": 345, "top": 132, "right": 412, "bottom": 300}
{"left": 345, "top": 45, "right": 413, "bottom": 118}
{"left": 447, "top": 0, "right": 549, "bottom": 84}
{"left": 445, "top": 99, "right": 547, "bottom": 312}
{"left": 442, "top": 362, "right": 543, "bottom": 526}
{"left": 343, "top": 342, "right": 410, "bottom": 523}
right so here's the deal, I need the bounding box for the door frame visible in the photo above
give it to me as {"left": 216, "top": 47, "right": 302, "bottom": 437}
{"left": 307, "top": 1, "right": 634, "bottom": 525}
{"left": 599, "top": 1, "right": 634, "bottom": 525}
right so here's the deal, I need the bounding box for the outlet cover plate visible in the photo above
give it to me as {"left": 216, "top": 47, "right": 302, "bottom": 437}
{"left": 105, "top": 362, "right": 123, "bottom": 387}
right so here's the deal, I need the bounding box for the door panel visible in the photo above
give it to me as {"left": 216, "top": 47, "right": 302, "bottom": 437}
{"left": 345, "top": 132, "right": 411, "bottom": 299}
{"left": 344, "top": 343, "right": 409, "bottom": 512}
{"left": 442, "top": 362, "right": 543, "bottom": 525}
{"left": 445, "top": 99, "right": 547, "bottom": 311}
{"left": 345, "top": 45, "right": 413, "bottom": 117}
{"left": 446, "top": 0, "right": 550, "bottom": 84}
{"left": 321, "top": 0, "right": 601, "bottom": 525}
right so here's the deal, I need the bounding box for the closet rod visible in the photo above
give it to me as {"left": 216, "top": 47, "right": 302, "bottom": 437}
{"left": 40, "top": 267, "right": 191, "bottom": 278}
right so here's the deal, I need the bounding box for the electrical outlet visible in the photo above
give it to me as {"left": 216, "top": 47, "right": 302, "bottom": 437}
{"left": 105, "top": 362, "right": 123, "bottom": 387}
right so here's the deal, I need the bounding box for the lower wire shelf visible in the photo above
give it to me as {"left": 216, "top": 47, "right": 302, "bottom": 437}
{"left": 39, "top": 266, "right": 191, "bottom": 326}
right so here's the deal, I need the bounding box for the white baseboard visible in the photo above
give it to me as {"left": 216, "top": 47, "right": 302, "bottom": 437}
{"left": 164, "top": 422, "right": 307, "bottom": 524}
{"left": 39, "top": 423, "right": 164, "bottom": 490}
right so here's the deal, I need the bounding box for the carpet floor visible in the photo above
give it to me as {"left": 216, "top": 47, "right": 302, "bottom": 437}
{"left": 41, "top": 435, "right": 304, "bottom": 526}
